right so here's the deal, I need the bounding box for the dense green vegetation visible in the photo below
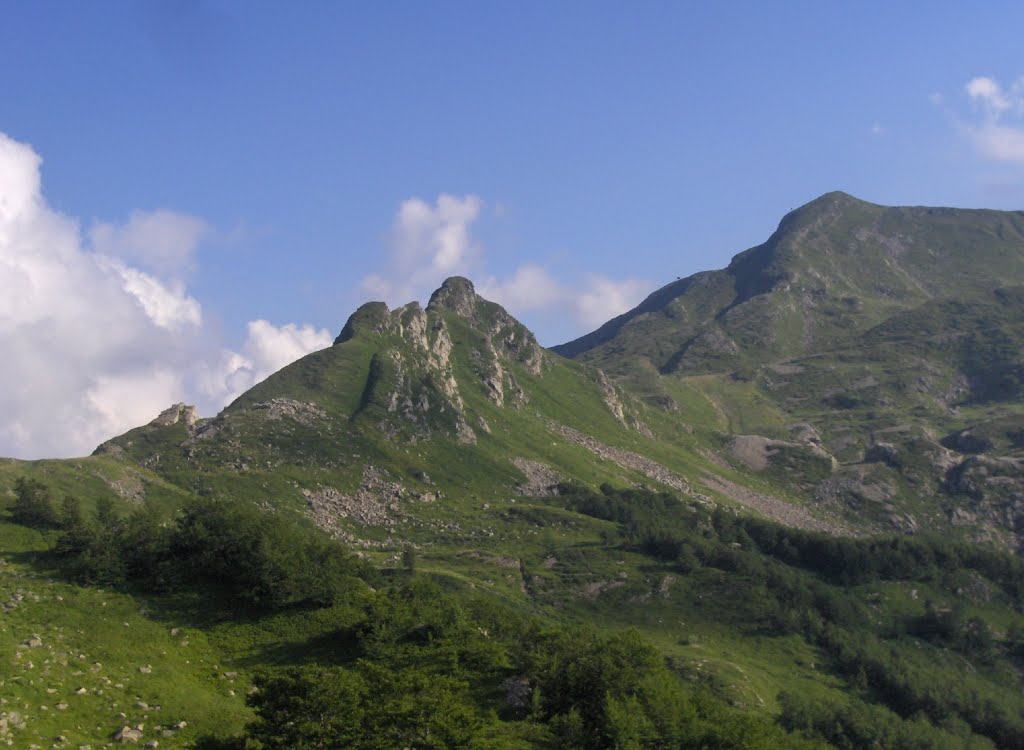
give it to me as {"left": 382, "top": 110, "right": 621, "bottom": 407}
{"left": 557, "top": 483, "right": 1024, "bottom": 749}
{"left": 51, "top": 493, "right": 371, "bottom": 610}
{"left": 8, "top": 475, "right": 1024, "bottom": 748}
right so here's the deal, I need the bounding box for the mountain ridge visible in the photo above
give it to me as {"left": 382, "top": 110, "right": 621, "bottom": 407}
{"left": 555, "top": 192, "right": 1024, "bottom": 366}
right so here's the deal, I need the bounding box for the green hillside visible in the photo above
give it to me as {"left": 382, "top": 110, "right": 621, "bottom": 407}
{"left": 556, "top": 193, "right": 1024, "bottom": 549}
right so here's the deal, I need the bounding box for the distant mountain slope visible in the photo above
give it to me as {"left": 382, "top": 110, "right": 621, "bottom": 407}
{"left": 555, "top": 192, "right": 1024, "bottom": 374}
{"left": 555, "top": 192, "right": 1024, "bottom": 546}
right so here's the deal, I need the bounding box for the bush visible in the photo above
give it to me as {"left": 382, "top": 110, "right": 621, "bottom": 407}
{"left": 10, "top": 477, "right": 58, "bottom": 528}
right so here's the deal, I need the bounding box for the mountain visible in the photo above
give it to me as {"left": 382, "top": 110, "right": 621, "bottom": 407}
{"left": 555, "top": 191, "right": 1024, "bottom": 372}
{"left": 84, "top": 274, "right": 851, "bottom": 560}
{"left": 556, "top": 192, "right": 1024, "bottom": 546}
{"left": 4, "top": 195, "right": 1024, "bottom": 748}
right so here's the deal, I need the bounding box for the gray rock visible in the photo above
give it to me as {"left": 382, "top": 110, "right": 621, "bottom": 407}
{"left": 114, "top": 725, "right": 143, "bottom": 743}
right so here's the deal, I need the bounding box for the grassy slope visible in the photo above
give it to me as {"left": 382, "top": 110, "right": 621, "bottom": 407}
{"left": 4, "top": 456, "right": 1024, "bottom": 747}
{"left": 0, "top": 518, "right": 250, "bottom": 748}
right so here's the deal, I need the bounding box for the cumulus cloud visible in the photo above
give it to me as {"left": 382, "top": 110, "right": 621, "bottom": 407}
{"left": 477, "top": 264, "right": 563, "bottom": 312}
{"left": 99, "top": 258, "right": 203, "bottom": 330}
{"left": 362, "top": 194, "right": 653, "bottom": 342}
{"left": 480, "top": 267, "right": 653, "bottom": 330}
{"left": 0, "top": 132, "right": 329, "bottom": 458}
{"left": 91, "top": 209, "right": 209, "bottom": 278}
{"left": 969, "top": 124, "right": 1024, "bottom": 163}
{"left": 574, "top": 276, "right": 654, "bottom": 327}
{"left": 966, "top": 76, "right": 1014, "bottom": 114}
{"left": 361, "top": 194, "right": 483, "bottom": 305}
{"left": 954, "top": 75, "right": 1024, "bottom": 164}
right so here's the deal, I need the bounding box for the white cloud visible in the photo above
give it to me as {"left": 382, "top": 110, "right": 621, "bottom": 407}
{"left": 100, "top": 258, "right": 203, "bottom": 330}
{"left": 0, "top": 132, "right": 329, "bottom": 458}
{"left": 90, "top": 209, "right": 209, "bottom": 277}
{"left": 966, "top": 76, "right": 1012, "bottom": 114}
{"left": 244, "top": 319, "right": 333, "bottom": 375}
{"left": 361, "top": 193, "right": 483, "bottom": 305}
{"left": 478, "top": 264, "right": 563, "bottom": 312}
{"left": 85, "top": 369, "right": 187, "bottom": 445}
{"left": 969, "top": 124, "right": 1024, "bottom": 163}
{"left": 481, "top": 266, "right": 653, "bottom": 329}
{"left": 362, "top": 194, "right": 654, "bottom": 341}
{"left": 575, "top": 276, "right": 653, "bottom": 327}
{"left": 953, "top": 75, "right": 1024, "bottom": 164}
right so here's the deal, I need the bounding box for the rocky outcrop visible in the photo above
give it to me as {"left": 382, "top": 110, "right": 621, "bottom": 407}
{"left": 729, "top": 434, "right": 835, "bottom": 472}
{"left": 595, "top": 369, "right": 626, "bottom": 424}
{"left": 948, "top": 455, "right": 1024, "bottom": 496}
{"left": 427, "top": 276, "right": 479, "bottom": 318}
{"left": 94, "top": 403, "right": 204, "bottom": 455}
{"left": 251, "top": 398, "right": 327, "bottom": 426}
{"left": 428, "top": 277, "right": 546, "bottom": 375}
{"left": 332, "top": 278, "right": 555, "bottom": 443}
{"left": 511, "top": 457, "right": 563, "bottom": 496}
{"left": 303, "top": 464, "right": 425, "bottom": 533}
{"left": 150, "top": 403, "right": 198, "bottom": 428}
{"left": 864, "top": 441, "right": 900, "bottom": 467}
{"left": 102, "top": 470, "right": 146, "bottom": 504}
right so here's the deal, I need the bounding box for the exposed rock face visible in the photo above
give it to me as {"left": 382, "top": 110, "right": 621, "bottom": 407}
{"left": 427, "top": 277, "right": 546, "bottom": 375}
{"left": 103, "top": 471, "right": 146, "bottom": 504}
{"left": 93, "top": 403, "right": 203, "bottom": 456}
{"left": 114, "top": 725, "right": 143, "bottom": 743}
{"left": 150, "top": 403, "right": 198, "bottom": 428}
{"left": 595, "top": 369, "right": 626, "bottom": 424}
{"left": 511, "top": 457, "right": 562, "bottom": 496}
{"left": 729, "top": 434, "right": 835, "bottom": 472}
{"left": 501, "top": 677, "right": 533, "bottom": 712}
{"left": 943, "top": 456, "right": 1024, "bottom": 543}
{"left": 332, "top": 278, "right": 550, "bottom": 443}
{"left": 303, "top": 465, "right": 410, "bottom": 533}
{"left": 592, "top": 368, "right": 651, "bottom": 434}
{"left": 251, "top": 398, "right": 327, "bottom": 425}
{"left": 864, "top": 442, "right": 900, "bottom": 467}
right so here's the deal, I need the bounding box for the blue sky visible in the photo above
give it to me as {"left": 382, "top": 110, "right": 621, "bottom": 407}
{"left": 2, "top": 1, "right": 1024, "bottom": 456}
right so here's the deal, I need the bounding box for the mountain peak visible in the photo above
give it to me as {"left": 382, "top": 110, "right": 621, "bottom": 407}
{"left": 427, "top": 276, "right": 478, "bottom": 317}
{"left": 334, "top": 301, "right": 391, "bottom": 345}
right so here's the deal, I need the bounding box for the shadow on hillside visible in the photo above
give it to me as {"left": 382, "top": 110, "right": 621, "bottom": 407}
{"left": 232, "top": 628, "right": 361, "bottom": 669}
{"left": 1, "top": 547, "right": 60, "bottom": 575}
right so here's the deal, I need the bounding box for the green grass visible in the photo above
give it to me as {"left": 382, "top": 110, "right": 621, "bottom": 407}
{"left": 0, "top": 517, "right": 250, "bottom": 748}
